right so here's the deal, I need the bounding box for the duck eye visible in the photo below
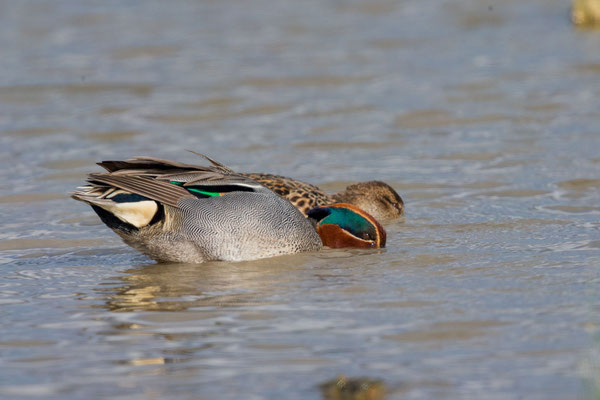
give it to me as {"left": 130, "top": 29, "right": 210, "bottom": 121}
{"left": 361, "top": 232, "right": 373, "bottom": 241}
{"left": 382, "top": 197, "right": 395, "bottom": 207}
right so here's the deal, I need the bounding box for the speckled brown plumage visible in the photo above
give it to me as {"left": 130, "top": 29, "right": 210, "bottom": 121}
{"left": 244, "top": 173, "right": 404, "bottom": 221}
{"left": 243, "top": 173, "right": 329, "bottom": 216}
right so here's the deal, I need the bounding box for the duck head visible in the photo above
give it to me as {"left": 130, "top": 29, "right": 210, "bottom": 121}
{"left": 307, "top": 203, "right": 386, "bottom": 249}
{"left": 332, "top": 181, "right": 404, "bottom": 221}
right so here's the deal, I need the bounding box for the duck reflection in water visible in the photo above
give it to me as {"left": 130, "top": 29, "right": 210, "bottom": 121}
{"left": 98, "top": 254, "right": 316, "bottom": 313}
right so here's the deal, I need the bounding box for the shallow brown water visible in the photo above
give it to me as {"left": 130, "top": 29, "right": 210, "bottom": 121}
{"left": 1, "top": 1, "right": 599, "bottom": 399}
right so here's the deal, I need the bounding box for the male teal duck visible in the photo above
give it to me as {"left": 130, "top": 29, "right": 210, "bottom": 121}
{"left": 72, "top": 155, "right": 386, "bottom": 263}
{"left": 243, "top": 173, "right": 404, "bottom": 221}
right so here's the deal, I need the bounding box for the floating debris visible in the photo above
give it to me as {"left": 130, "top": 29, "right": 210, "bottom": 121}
{"left": 320, "top": 375, "right": 386, "bottom": 400}
{"left": 572, "top": 0, "right": 600, "bottom": 26}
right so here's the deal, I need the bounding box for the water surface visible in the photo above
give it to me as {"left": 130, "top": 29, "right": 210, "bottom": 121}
{"left": 1, "top": 1, "right": 599, "bottom": 399}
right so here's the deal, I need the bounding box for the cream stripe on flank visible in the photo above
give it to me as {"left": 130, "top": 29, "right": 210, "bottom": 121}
{"left": 101, "top": 200, "right": 158, "bottom": 228}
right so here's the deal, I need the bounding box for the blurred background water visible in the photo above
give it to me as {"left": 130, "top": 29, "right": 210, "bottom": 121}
{"left": 1, "top": 0, "right": 599, "bottom": 399}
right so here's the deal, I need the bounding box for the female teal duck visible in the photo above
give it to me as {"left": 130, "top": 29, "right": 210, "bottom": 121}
{"left": 72, "top": 155, "right": 386, "bottom": 263}
{"left": 242, "top": 173, "right": 404, "bottom": 221}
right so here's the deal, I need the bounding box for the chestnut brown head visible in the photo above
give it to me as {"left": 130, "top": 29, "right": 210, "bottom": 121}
{"left": 307, "top": 203, "right": 386, "bottom": 249}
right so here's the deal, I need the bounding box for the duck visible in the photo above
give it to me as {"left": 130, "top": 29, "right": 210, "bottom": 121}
{"left": 71, "top": 154, "right": 386, "bottom": 264}
{"left": 243, "top": 173, "right": 404, "bottom": 221}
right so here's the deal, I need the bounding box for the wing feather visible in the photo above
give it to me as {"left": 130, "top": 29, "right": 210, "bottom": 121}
{"left": 87, "top": 174, "right": 193, "bottom": 208}
{"left": 77, "top": 153, "right": 272, "bottom": 209}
